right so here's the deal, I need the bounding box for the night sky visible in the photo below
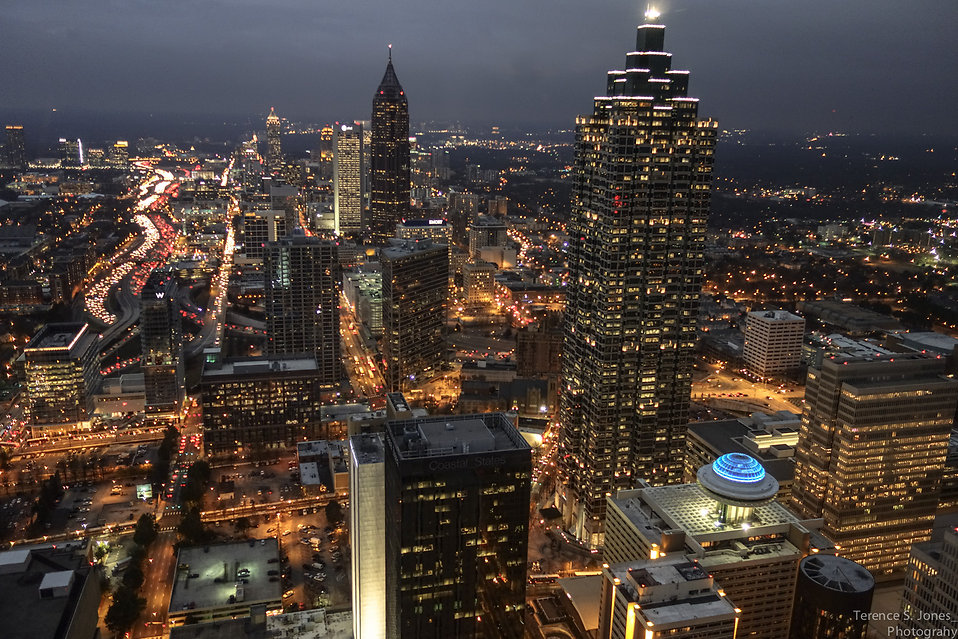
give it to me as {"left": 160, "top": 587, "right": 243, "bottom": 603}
{"left": 2, "top": 0, "right": 956, "bottom": 135}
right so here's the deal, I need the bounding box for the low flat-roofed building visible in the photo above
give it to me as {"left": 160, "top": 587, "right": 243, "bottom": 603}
{"left": 0, "top": 544, "right": 102, "bottom": 639}
{"left": 598, "top": 558, "right": 739, "bottom": 639}
{"left": 168, "top": 539, "right": 283, "bottom": 626}
{"left": 170, "top": 606, "right": 352, "bottom": 639}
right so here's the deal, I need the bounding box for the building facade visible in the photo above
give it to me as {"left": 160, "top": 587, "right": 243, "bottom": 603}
{"left": 789, "top": 554, "right": 874, "bottom": 639}
{"left": 334, "top": 123, "right": 363, "bottom": 236}
{"left": 200, "top": 356, "right": 323, "bottom": 453}
{"left": 369, "top": 50, "right": 410, "bottom": 244}
{"left": 790, "top": 355, "right": 958, "bottom": 577}
{"left": 383, "top": 413, "right": 531, "bottom": 639}
{"left": 900, "top": 528, "right": 958, "bottom": 636}
{"left": 264, "top": 230, "right": 341, "bottom": 387}
{"left": 604, "top": 454, "right": 827, "bottom": 639}
{"left": 381, "top": 239, "right": 448, "bottom": 392}
{"left": 141, "top": 268, "right": 184, "bottom": 414}
{"left": 743, "top": 310, "right": 805, "bottom": 379}
{"left": 265, "top": 107, "right": 282, "bottom": 170}
{"left": 598, "top": 558, "right": 739, "bottom": 639}
{"left": 21, "top": 323, "right": 100, "bottom": 429}
{"left": 349, "top": 433, "right": 386, "bottom": 639}
{"left": 558, "top": 19, "right": 717, "bottom": 547}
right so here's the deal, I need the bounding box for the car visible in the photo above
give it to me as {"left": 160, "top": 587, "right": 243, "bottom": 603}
{"left": 267, "top": 570, "right": 279, "bottom": 576}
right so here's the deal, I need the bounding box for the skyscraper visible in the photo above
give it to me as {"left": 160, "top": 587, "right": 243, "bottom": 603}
{"left": 900, "top": 528, "right": 958, "bottom": 635}
{"left": 370, "top": 47, "right": 410, "bottom": 243}
{"left": 381, "top": 239, "right": 448, "bottom": 392}
{"left": 558, "top": 18, "right": 717, "bottom": 547}
{"left": 789, "top": 554, "right": 874, "bottom": 639}
{"left": 264, "top": 229, "right": 341, "bottom": 387}
{"left": 334, "top": 123, "right": 363, "bottom": 236}
{"left": 4, "top": 125, "right": 27, "bottom": 169}
{"left": 383, "top": 413, "right": 531, "bottom": 639}
{"left": 349, "top": 433, "right": 386, "bottom": 639}
{"left": 141, "top": 268, "right": 184, "bottom": 414}
{"left": 790, "top": 354, "right": 958, "bottom": 577}
{"left": 266, "top": 107, "right": 283, "bottom": 170}
{"left": 59, "top": 137, "right": 83, "bottom": 167}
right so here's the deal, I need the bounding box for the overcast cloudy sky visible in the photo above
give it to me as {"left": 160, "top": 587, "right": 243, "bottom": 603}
{"left": 2, "top": 0, "right": 956, "bottom": 135}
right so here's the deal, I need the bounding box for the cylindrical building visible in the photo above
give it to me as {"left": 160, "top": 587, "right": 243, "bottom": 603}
{"left": 696, "top": 452, "right": 779, "bottom": 524}
{"left": 790, "top": 554, "right": 875, "bottom": 639}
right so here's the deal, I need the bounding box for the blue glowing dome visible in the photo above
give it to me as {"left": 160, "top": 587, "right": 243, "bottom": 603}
{"left": 697, "top": 453, "right": 778, "bottom": 505}
{"left": 712, "top": 453, "right": 766, "bottom": 484}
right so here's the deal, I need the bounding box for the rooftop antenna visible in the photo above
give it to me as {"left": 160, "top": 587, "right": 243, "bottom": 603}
{"left": 388, "top": 43, "right": 392, "bottom": 62}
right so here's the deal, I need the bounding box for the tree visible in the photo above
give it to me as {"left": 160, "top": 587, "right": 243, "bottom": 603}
{"left": 105, "top": 586, "right": 146, "bottom": 633}
{"left": 325, "top": 500, "right": 344, "bottom": 527}
{"left": 179, "top": 506, "right": 209, "bottom": 545}
{"left": 133, "top": 514, "right": 158, "bottom": 547}
{"left": 121, "top": 564, "right": 144, "bottom": 590}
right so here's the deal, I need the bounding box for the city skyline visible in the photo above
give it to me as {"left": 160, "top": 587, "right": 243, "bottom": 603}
{"left": 2, "top": 1, "right": 957, "bottom": 136}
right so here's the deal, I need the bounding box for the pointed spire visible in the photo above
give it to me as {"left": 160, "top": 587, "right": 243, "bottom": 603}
{"left": 375, "top": 45, "right": 405, "bottom": 100}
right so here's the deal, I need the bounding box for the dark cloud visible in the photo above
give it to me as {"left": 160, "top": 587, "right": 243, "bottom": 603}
{"left": 2, "top": 0, "right": 956, "bottom": 134}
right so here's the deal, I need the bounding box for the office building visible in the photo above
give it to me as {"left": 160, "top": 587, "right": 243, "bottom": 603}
{"left": 58, "top": 137, "right": 83, "bottom": 167}
{"left": 201, "top": 355, "right": 323, "bottom": 453}
{"left": 604, "top": 454, "right": 827, "bottom": 639}
{"left": 791, "top": 355, "right": 958, "bottom": 577}
{"left": 369, "top": 48, "right": 410, "bottom": 243}
{"left": 21, "top": 323, "right": 100, "bottom": 429}
{"left": 467, "top": 216, "right": 508, "bottom": 259}
{"left": 141, "top": 268, "right": 184, "bottom": 414}
{"left": 383, "top": 413, "right": 531, "bottom": 639}
{"left": 334, "top": 123, "right": 363, "bottom": 235}
{"left": 270, "top": 183, "right": 299, "bottom": 231}
{"left": 343, "top": 266, "right": 384, "bottom": 336}
{"left": 264, "top": 230, "right": 341, "bottom": 386}
{"left": 265, "top": 107, "right": 282, "bottom": 170}
{"left": 109, "top": 140, "right": 129, "bottom": 167}
{"left": 789, "top": 554, "right": 874, "bottom": 639}
{"left": 743, "top": 310, "right": 805, "bottom": 380}
{"left": 598, "top": 558, "right": 739, "bottom": 639}
{"left": 900, "top": 528, "right": 958, "bottom": 636}
{"left": 3, "top": 125, "right": 27, "bottom": 170}
{"left": 381, "top": 239, "right": 448, "bottom": 392}
{"left": 395, "top": 218, "right": 451, "bottom": 245}
{"left": 0, "top": 544, "right": 102, "bottom": 639}
{"left": 447, "top": 191, "right": 481, "bottom": 242}
{"left": 349, "top": 433, "right": 386, "bottom": 639}
{"left": 558, "top": 18, "right": 717, "bottom": 547}
{"left": 462, "top": 260, "right": 497, "bottom": 304}
{"left": 242, "top": 209, "right": 287, "bottom": 261}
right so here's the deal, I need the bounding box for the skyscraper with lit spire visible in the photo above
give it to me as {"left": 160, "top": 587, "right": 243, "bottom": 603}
{"left": 266, "top": 106, "right": 282, "bottom": 171}
{"left": 557, "top": 14, "right": 717, "bottom": 547}
{"left": 369, "top": 46, "right": 410, "bottom": 243}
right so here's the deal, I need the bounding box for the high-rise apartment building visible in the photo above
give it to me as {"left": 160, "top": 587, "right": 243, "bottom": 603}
{"left": 369, "top": 49, "right": 410, "bottom": 243}
{"left": 381, "top": 239, "right": 448, "bottom": 392}
{"left": 266, "top": 107, "right": 282, "bottom": 170}
{"left": 598, "top": 558, "right": 739, "bottom": 639}
{"left": 4, "top": 125, "right": 27, "bottom": 169}
{"left": 558, "top": 18, "right": 717, "bottom": 547}
{"left": 141, "top": 268, "right": 184, "bottom": 414}
{"left": 790, "top": 354, "right": 958, "bottom": 577}
{"left": 20, "top": 323, "right": 100, "bottom": 430}
{"left": 349, "top": 433, "right": 386, "bottom": 639}
{"left": 109, "top": 140, "right": 129, "bottom": 167}
{"left": 743, "top": 310, "right": 805, "bottom": 380}
{"left": 242, "top": 209, "right": 288, "bottom": 261}
{"left": 334, "top": 123, "right": 363, "bottom": 235}
{"left": 604, "top": 454, "right": 827, "bottom": 639}
{"left": 383, "top": 413, "right": 531, "bottom": 639}
{"left": 264, "top": 230, "right": 341, "bottom": 387}
{"left": 789, "top": 554, "right": 874, "bottom": 639}
{"left": 900, "top": 528, "right": 958, "bottom": 636}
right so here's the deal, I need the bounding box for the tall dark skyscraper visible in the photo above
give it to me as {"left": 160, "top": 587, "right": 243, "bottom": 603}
{"left": 266, "top": 107, "right": 282, "bottom": 171}
{"left": 557, "top": 18, "right": 717, "bottom": 547}
{"left": 264, "top": 229, "right": 341, "bottom": 387}
{"left": 141, "top": 268, "right": 184, "bottom": 414}
{"left": 4, "top": 125, "right": 27, "bottom": 169}
{"left": 369, "top": 47, "right": 410, "bottom": 243}
{"left": 383, "top": 413, "right": 531, "bottom": 639}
